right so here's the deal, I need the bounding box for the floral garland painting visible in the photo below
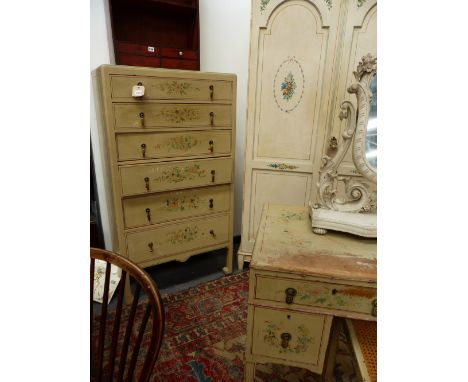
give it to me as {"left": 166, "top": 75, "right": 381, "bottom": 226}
{"left": 281, "top": 72, "right": 297, "bottom": 101}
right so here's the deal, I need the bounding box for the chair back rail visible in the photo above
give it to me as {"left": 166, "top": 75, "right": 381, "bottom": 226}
{"left": 91, "top": 248, "right": 165, "bottom": 382}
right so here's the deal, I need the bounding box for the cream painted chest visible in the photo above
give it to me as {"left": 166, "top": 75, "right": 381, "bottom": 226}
{"left": 238, "top": 0, "right": 377, "bottom": 267}
{"left": 244, "top": 204, "right": 376, "bottom": 380}
{"left": 94, "top": 65, "right": 236, "bottom": 277}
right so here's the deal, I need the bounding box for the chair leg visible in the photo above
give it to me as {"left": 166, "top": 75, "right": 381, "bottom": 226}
{"left": 321, "top": 317, "right": 343, "bottom": 382}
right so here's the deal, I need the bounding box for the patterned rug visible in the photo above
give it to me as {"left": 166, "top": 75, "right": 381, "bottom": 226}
{"left": 92, "top": 271, "right": 361, "bottom": 381}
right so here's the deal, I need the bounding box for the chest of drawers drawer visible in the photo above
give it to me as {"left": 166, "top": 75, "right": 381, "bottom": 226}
{"left": 122, "top": 185, "right": 231, "bottom": 229}
{"left": 126, "top": 213, "right": 230, "bottom": 264}
{"left": 110, "top": 76, "right": 233, "bottom": 101}
{"left": 120, "top": 157, "right": 232, "bottom": 196}
{"left": 255, "top": 275, "right": 377, "bottom": 318}
{"left": 114, "top": 103, "right": 232, "bottom": 129}
{"left": 116, "top": 130, "right": 232, "bottom": 161}
{"left": 250, "top": 306, "right": 332, "bottom": 373}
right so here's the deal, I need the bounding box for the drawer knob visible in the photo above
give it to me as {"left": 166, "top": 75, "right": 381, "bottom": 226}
{"left": 285, "top": 288, "right": 297, "bottom": 304}
{"left": 144, "top": 177, "right": 150, "bottom": 191}
{"left": 280, "top": 332, "right": 291, "bottom": 349}
{"left": 209, "top": 229, "right": 216, "bottom": 238}
{"left": 179, "top": 51, "right": 184, "bottom": 56}
{"left": 371, "top": 298, "right": 377, "bottom": 317}
{"left": 209, "top": 140, "right": 214, "bottom": 153}
{"left": 148, "top": 242, "right": 154, "bottom": 252}
{"left": 145, "top": 208, "right": 151, "bottom": 222}
{"left": 141, "top": 143, "right": 146, "bottom": 158}
{"left": 209, "top": 85, "right": 214, "bottom": 100}
{"left": 211, "top": 170, "right": 216, "bottom": 183}
{"left": 209, "top": 112, "right": 214, "bottom": 126}
{"left": 209, "top": 198, "right": 214, "bottom": 209}
{"left": 139, "top": 112, "right": 145, "bottom": 127}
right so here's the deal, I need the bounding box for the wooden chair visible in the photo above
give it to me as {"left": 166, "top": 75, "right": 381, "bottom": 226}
{"left": 91, "top": 248, "right": 165, "bottom": 382}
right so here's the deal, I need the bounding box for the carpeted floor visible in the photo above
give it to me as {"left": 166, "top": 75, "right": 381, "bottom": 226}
{"left": 92, "top": 271, "right": 361, "bottom": 381}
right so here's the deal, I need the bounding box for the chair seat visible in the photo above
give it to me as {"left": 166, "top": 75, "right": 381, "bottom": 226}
{"left": 346, "top": 319, "right": 377, "bottom": 382}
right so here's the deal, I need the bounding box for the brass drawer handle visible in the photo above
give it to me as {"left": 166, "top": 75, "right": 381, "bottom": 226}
{"left": 145, "top": 208, "right": 151, "bottom": 222}
{"left": 144, "top": 177, "right": 150, "bottom": 191}
{"left": 285, "top": 288, "right": 297, "bottom": 304}
{"left": 209, "top": 85, "right": 214, "bottom": 101}
{"left": 148, "top": 242, "right": 154, "bottom": 252}
{"left": 209, "top": 140, "right": 214, "bottom": 153}
{"left": 210, "top": 229, "right": 216, "bottom": 238}
{"left": 371, "top": 298, "right": 377, "bottom": 317}
{"left": 209, "top": 198, "right": 214, "bottom": 209}
{"left": 280, "top": 333, "right": 291, "bottom": 349}
{"left": 139, "top": 112, "right": 145, "bottom": 127}
{"left": 141, "top": 143, "right": 146, "bottom": 158}
{"left": 211, "top": 170, "right": 216, "bottom": 182}
{"left": 209, "top": 112, "right": 214, "bottom": 126}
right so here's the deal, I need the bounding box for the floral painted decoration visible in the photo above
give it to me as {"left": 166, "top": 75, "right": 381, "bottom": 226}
{"left": 155, "top": 164, "right": 206, "bottom": 184}
{"left": 263, "top": 321, "right": 312, "bottom": 353}
{"left": 357, "top": 0, "right": 366, "bottom": 7}
{"left": 155, "top": 135, "right": 200, "bottom": 152}
{"left": 157, "top": 107, "right": 200, "bottom": 124}
{"left": 159, "top": 81, "right": 200, "bottom": 96}
{"left": 281, "top": 72, "right": 297, "bottom": 101}
{"left": 167, "top": 226, "right": 201, "bottom": 244}
{"left": 324, "top": 0, "right": 332, "bottom": 10}
{"left": 164, "top": 195, "right": 201, "bottom": 211}
{"left": 267, "top": 163, "right": 298, "bottom": 170}
{"left": 260, "top": 0, "right": 270, "bottom": 13}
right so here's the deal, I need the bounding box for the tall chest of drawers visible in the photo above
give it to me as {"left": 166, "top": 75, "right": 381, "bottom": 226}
{"left": 94, "top": 65, "right": 236, "bottom": 276}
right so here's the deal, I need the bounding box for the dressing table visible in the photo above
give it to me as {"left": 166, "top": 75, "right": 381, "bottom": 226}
{"left": 244, "top": 203, "right": 376, "bottom": 380}
{"left": 244, "top": 54, "right": 378, "bottom": 381}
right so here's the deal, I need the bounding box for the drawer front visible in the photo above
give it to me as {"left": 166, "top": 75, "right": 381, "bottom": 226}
{"left": 255, "top": 276, "right": 377, "bottom": 317}
{"left": 162, "top": 58, "right": 199, "bottom": 71}
{"left": 114, "top": 104, "right": 232, "bottom": 129}
{"left": 126, "top": 214, "right": 230, "bottom": 264}
{"left": 123, "top": 185, "right": 231, "bottom": 228}
{"left": 251, "top": 306, "right": 332, "bottom": 371}
{"left": 116, "top": 130, "right": 232, "bottom": 161}
{"left": 120, "top": 158, "right": 232, "bottom": 196}
{"left": 161, "top": 47, "right": 198, "bottom": 60}
{"left": 110, "top": 76, "right": 233, "bottom": 101}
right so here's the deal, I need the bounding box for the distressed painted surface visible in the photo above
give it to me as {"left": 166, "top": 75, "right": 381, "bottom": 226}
{"left": 251, "top": 204, "right": 376, "bottom": 282}
{"left": 255, "top": 275, "right": 376, "bottom": 314}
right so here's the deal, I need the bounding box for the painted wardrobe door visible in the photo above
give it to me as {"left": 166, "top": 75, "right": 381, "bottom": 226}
{"left": 239, "top": 0, "right": 342, "bottom": 260}
{"left": 327, "top": 0, "right": 377, "bottom": 175}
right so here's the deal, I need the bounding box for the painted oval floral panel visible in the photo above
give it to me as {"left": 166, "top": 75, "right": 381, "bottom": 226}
{"left": 273, "top": 57, "right": 305, "bottom": 113}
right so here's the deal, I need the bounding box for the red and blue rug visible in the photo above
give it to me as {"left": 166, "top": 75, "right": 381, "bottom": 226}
{"left": 92, "top": 271, "right": 360, "bottom": 381}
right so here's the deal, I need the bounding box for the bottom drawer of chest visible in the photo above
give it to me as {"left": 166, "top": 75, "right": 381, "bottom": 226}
{"left": 126, "top": 214, "right": 230, "bottom": 264}
{"left": 250, "top": 306, "right": 332, "bottom": 372}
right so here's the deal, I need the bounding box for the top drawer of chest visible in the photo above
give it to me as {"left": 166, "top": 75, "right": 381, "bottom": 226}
{"left": 110, "top": 76, "right": 233, "bottom": 102}
{"left": 254, "top": 274, "right": 377, "bottom": 319}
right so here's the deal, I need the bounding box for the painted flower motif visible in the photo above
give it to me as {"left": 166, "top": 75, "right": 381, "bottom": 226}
{"left": 281, "top": 72, "right": 297, "bottom": 101}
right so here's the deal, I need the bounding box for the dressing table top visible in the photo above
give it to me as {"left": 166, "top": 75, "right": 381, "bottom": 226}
{"left": 251, "top": 204, "right": 377, "bottom": 283}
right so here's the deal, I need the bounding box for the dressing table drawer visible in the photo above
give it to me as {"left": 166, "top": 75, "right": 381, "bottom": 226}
{"left": 110, "top": 76, "right": 233, "bottom": 101}
{"left": 122, "top": 185, "right": 231, "bottom": 229}
{"left": 116, "top": 130, "right": 232, "bottom": 161}
{"left": 120, "top": 157, "right": 232, "bottom": 196}
{"left": 255, "top": 275, "right": 377, "bottom": 318}
{"left": 126, "top": 214, "right": 230, "bottom": 264}
{"left": 250, "top": 306, "right": 332, "bottom": 372}
{"left": 113, "top": 103, "right": 232, "bottom": 129}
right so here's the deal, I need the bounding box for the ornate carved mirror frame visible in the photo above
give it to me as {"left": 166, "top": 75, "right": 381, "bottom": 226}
{"left": 310, "top": 54, "right": 377, "bottom": 237}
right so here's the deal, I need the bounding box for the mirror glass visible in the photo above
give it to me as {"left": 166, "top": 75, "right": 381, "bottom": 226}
{"left": 366, "top": 73, "right": 377, "bottom": 169}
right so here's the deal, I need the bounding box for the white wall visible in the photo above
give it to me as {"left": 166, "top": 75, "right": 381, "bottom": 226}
{"left": 90, "top": 0, "right": 251, "bottom": 248}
